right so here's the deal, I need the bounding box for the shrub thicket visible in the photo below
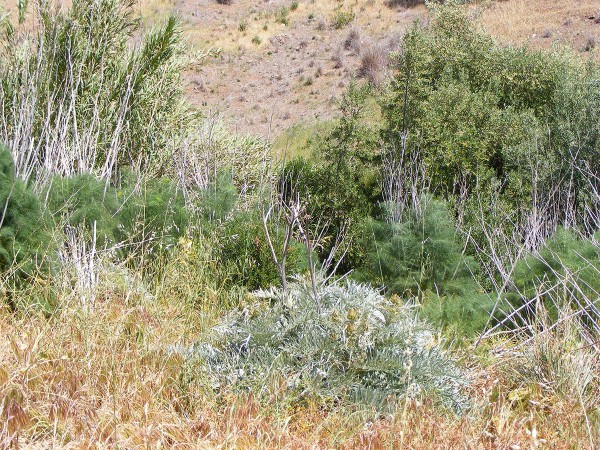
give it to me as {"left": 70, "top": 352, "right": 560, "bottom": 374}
{"left": 358, "top": 198, "right": 492, "bottom": 336}
{"left": 382, "top": 5, "right": 599, "bottom": 233}
{"left": 190, "top": 280, "right": 468, "bottom": 412}
{"left": 282, "top": 84, "right": 382, "bottom": 273}
{"left": 212, "top": 211, "right": 307, "bottom": 291}
{"left": 0, "top": 145, "right": 50, "bottom": 279}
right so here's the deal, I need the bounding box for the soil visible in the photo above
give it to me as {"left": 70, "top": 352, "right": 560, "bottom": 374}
{"left": 174, "top": 0, "right": 427, "bottom": 136}
{"left": 3, "top": 0, "right": 599, "bottom": 137}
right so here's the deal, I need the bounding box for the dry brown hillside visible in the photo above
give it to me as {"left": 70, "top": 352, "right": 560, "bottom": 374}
{"left": 3, "top": 0, "right": 599, "bottom": 136}
{"left": 172, "top": 0, "right": 427, "bottom": 136}
{"left": 166, "top": 0, "right": 600, "bottom": 136}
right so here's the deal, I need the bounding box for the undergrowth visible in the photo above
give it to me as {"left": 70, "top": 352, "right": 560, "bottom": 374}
{"left": 0, "top": 0, "right": 598, "bottom": 448}
{"left": 189, "top": 279, "right": 469, "bottom": 413}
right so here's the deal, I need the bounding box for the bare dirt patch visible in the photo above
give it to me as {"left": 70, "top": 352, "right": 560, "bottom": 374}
{"left": 174, "top": 0, "right": 425, "bottom": 136}
{"left": 3, "top": 0, "right": 598, "bottom": 137}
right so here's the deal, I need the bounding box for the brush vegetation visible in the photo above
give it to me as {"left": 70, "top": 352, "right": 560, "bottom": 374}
{"left": 0, "top": 1, "right": 598, "bottom": 448}
{"left": 190, "top": 280, "right": 468, "bottom": 412}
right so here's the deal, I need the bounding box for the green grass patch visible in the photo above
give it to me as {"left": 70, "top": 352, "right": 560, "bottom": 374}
{"left": 272, "top": 120, "right": 335, "bottom": 160}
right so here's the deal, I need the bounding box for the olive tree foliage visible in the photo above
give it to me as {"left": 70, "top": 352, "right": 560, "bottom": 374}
{"left": 382, "top": 5, "right": 600, "bottom": 244}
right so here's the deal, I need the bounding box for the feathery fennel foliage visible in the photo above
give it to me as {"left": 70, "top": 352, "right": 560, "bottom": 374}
{"left": 186, "top": 280, "right": 468, "bottom": 413}
{"left": 0, "top": 145, "right": 50, "bottom": 279}
{"left": 46, "top": 173, "right": 190, "bottom": 261}
{"left": 502, "top": 228, "right": 600, "bottom": 329}
{"left": 359, "top": 198, "right": 493, "bottom": 336}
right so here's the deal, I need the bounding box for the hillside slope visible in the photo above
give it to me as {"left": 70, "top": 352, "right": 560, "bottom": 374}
{"left": 2, "top": 0, "right": 598, "bottom": 135}
{"left": 168, "top": 0, "right": 599, "bottom": 135}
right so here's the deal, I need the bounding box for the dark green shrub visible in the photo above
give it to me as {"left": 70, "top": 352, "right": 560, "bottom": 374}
{"left": 0, "top": 145, "right": 51, "bottom": 279}
{"left": 282, "top": 83, "right": 382, "bottom": 273}
{"left": 195, "top": 172, "right": 304, "bottom": 292}
{"left": 358, "top": 198, "right": 493, "bottom": 336}
{"left": 212, "top": 211, "right": 307, "bottom": 291}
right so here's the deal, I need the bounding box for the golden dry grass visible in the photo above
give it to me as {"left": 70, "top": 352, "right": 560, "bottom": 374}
{"left": 477, "top": 0, "right": 599, "bottom": 52}
{"left": 1, "top": 273, "right": 597, "bottom": 448}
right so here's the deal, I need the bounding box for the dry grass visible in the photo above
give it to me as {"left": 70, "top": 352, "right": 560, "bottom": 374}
{"left": 0, "top": 280, "right": 207, "bottom": 448}
{"left": 477, "top": 0, "right": 600, "bottom": 53}
{"left": 1, "top": 271, "right": 597, "bottom": 448}
{"left": 0, "top": 244, "right": 596, "bottom": 448}
{"left": 181, "top": 0, "right": 423, "bottom": 52}
{"left": 358, "top": 41, "right": 391, "bottom": 85}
